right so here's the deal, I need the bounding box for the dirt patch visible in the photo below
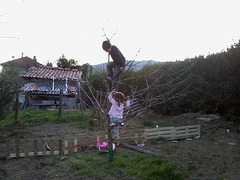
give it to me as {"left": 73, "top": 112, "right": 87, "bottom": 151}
{"left": 0, "top": 113, "right": 240, "bottom": 180}
{"left": 0, "top": 122, "right": 92, "bottom": 139}
{"left": 144, "top": 119, "right": 240, "bottom": 179}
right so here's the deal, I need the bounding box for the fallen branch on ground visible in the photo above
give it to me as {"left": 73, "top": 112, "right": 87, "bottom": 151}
{"left": 121, "top": 143, "right": 159, "bottom": 157}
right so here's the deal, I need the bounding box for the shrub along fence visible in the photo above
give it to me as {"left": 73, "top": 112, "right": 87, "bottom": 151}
{"left": 1, "top": 124, "right": 200, "bottom": 159}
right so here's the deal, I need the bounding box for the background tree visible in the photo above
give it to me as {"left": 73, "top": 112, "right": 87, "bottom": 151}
{"left": 56, "top": 54, "right": 78, "bottom": 68}
{"left": 0, "top": 68, "right": 19, "bottom": 120}
{"left": 56, "top": 55, "right": 93, "bottom": 80}
{"left": 78, "top": 59, "right": 193, "bottom": 161}
{"left": 86, "top": 40, "right": 240, "bottom": 126}
{"left": 80, "top": 63, "right": 92, "bottom": 80}
{"left": 46, "top": 61, "right": 53, "bottom": 67}
{"left": 57, "top": 54, "right": 69, "bottom": 68}
{"left": 69, "top": 59, "right": 78, "bottom": 68}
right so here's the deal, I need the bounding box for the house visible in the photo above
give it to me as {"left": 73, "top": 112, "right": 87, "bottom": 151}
{"left": 0, "top": 56, "right": 43, "bottom": 76}
{"left": 20, "top": 66, "right": 82, "bottom": 110}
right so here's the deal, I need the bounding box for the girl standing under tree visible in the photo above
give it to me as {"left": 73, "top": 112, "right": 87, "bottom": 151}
{"left": 108, "top": 89, "right": 131, "bottom": 137}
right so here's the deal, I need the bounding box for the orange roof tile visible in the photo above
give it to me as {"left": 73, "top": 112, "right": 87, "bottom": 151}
{"left": 21, "top": 81, "right": 77, "bottom": 96}
{"left": 22, "top": 66, "right": 82, "bottom": 81}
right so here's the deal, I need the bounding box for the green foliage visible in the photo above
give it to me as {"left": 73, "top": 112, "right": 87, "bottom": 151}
{"left": 86, "top": 40, "right": 240, "bottom": 119}
{"left": 56, "top": 54, "right": 78, "bottom": 68}
{"left": 145, "top": 41, "right": 239, "bottom": 118}
{"left": 46, "top": 61, "right": 53, "bottom": 67}
{"left": 0, "top": 108, "right": 97, "bottom": 130}
{"left": 56, "top": 55, "right": 92, "bottom": 80}
{"left": 118, "top": 69, "right": 135, "bottom": 95}
{"left": 88, "top": 72, "right": 107, "bottom": 91}
{"left": 57, "top": 152, "right": 186, "bottom": 180}
{"left": 0, "top": 68, "right": 19, "bottom": 120}
{"left": 80, "top": 63, "right": 92, "bottom": 80}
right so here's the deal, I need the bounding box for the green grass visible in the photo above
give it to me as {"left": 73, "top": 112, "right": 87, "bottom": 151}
{"left": 197, "top": 152, "right": 207, "bottom": 159}
{"left": 156, "top": 116, "right": 182, "bottom": 127}
{"left": 163, "top": 145, "right": 179, "bottom": 153}
{"left": 0, "top": 108, "right": 98, "bottom": 130}
{"left": 57, "top": 152, "right": 186, "bottom": 180}
{"left": 142, "top": 120, "right": 154, "bottom": 127}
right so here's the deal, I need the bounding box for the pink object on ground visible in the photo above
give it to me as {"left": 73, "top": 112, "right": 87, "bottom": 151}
{"left": 97, "top": 140, "right": 116, "bottom": 152}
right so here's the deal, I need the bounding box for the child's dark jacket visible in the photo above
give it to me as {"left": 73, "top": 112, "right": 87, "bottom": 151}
{"left": 109, "top": 45, "right": 125, "bottom": 68}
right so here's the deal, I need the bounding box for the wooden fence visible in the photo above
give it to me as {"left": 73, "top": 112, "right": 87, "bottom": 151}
{"left": 145, "top": 124, "right": 201, "bottom": 140}
{"left": 1, "top": 124, "right": 200, "bottom": 159}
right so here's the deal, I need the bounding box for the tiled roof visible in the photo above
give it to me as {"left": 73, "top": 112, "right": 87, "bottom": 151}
{"left": 0, "top": 56, "right": 43, "bottom": 68}
{"left": 21, "top": 81, "right": 77, "bottom": 96}
{"left": 22, "top": 66, "right": 82, "bottom": 81}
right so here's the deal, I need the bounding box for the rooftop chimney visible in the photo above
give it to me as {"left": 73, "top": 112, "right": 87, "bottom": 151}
{"left": 33, "top": 56, "right": 36, "bottom": 61}
{"left": 22, "top": 52, "right": 23, "bottom": 58}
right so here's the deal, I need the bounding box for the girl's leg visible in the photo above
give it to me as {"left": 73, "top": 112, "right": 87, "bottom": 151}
{"left": 114, "top": 125, "right": 119, "bottom": 135}
{"left": 110, "top": 116, "right": 115, "bottom": 126}
{"left": 113, "top": 118, "right": 121, "bottom": 135}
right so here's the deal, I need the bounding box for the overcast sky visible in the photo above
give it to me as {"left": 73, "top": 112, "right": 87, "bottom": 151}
{"left": 1, "top": 0, "right": 240, "bottom": 67}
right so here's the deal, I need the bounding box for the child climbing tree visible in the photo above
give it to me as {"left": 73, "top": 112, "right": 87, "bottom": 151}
{"left": 75, "top": 29, "right": 195, "bottom": 161}
{"left": 77, "top": 59, "right": 195, "bottom": 162}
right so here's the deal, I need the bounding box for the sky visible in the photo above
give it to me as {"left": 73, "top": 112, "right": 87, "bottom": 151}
{"left": 1, "top": 0, "right": 240, "bottom": 67}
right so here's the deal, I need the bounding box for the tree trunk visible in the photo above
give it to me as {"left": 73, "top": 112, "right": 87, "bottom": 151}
{"left": 107, "top": 116, "right": 114, "bottom": 162}
{"left": 104, "top": 80, "right": 114, "bottom": 162}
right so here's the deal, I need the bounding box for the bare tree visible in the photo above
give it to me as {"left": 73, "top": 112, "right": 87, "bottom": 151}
{"left": 80, "top": 29, "right": 196, "bottom": 161}
{"left": 76, "top": 59, "right": 195, "bottom": 162}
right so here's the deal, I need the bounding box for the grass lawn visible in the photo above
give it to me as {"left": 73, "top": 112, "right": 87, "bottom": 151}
{"left": 57, "top": 152, "right": 186, "bottom": 180}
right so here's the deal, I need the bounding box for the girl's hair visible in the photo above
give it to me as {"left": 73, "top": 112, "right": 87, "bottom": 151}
{"left": 113, "top": 91, "right": 126, "bottom": 106}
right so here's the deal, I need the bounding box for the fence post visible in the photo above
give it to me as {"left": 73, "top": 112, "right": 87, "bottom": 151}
{"left": 34, "top": 139, "right": 37, "bottom": 156}
{"left": 16, "top": 139, "right": 20, "bottom": 158}
{"left": 50, "top": 139, "right": 54, "bottom": 155}
{"left": 135, "top": 133, "right": 138, "bottom": 144}
{"left": 59, "top": 139, "right": 63, "bottom": 156}
{"left": 6, "top": 140, "right": 10, "bottom": 159}
{"left": 186, "top": 127, "right": 189, "bottom": 138}
{"left": 74, "top": 139, "right": 78, "bottom": 153}
{"left": 42, "top": 139, "right": 46, "bottom": 156}
{"left": 198, "top": 125, "right": 201, "bottom": 136}
{"left": 64, "top": 140, "right": 68, "bottom": 155}
{"left": 25, "top": 140, "right": 29, "bottom": 157}
{"left": 171, "top": 126, "right": 175, "bottom": 140}
{"left": 142, "top": 131, "right": 146, "bottom": 144}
